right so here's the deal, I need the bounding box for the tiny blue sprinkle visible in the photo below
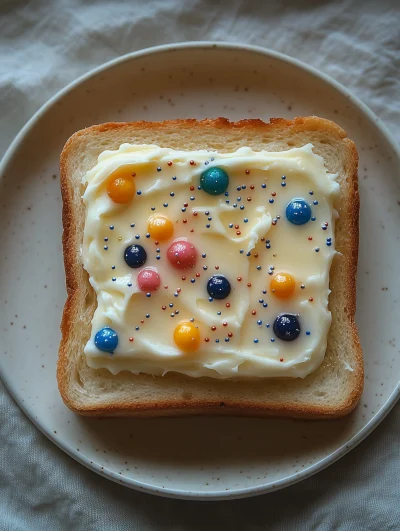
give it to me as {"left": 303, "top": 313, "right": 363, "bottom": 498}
{"left": 205, "top": 161, "right": 209, "bottom": 165}
{"left": 146, "top": 293, "right": 151, "bottom": 298}
{"left": 229, "top": 223, "right": 233, "bottom": 228}
{"left": 135, "top": 235, "right": 140, "bottom": 240}
{"left": 217, "top": 311, "right": 221, "bottom": 315}
{"left": 233, "top": 203, "right": 238, "bottom": 208}
{"left": 322, "top": 225, "right": 327, "bottom": 230}
{"left": 130, "top": 223, "right": 135, "bottom": 227}
{"left": 156, "top": 255, "right": 161, "bottom": 260}
{"left": 169, "top": 303, "right": 173, "bottom": 307}
{"left": 197, "top": 185, "right": 202, "bottom": 190}
{"left": 259, "top": 299, "right": 264, "bottom": 303}
{"left": 309, "top": 191, "right": 314, "bottom": 195}
{"left": 226, "top": 200, "right": 230, "bottom": 204}
{"left": 190, "top": 196, "right": 195, "bottom": 201}
{"left": 315, "top": 247, "right": 320, "bottom": 252}
{"left": 281, "top": 182, "right": 286, "bottom": 187}
{"left": 261, "top": 183, "right": 267, "bottom": 188}
{"left": 311, "top": 216, "right": 316, "bottom": 221}
{"left": 104, "top": 246, "right": 108, "bottom": 250}
{"left": 163, "top": 203, "right": 168, "bottom": 207}
{"left": 263, "top": 303, "right": 268, "bottom": 308}
{"left": 262, "top": 289, "right": 267, "bottom": 294}
{"left": 237, "top": 197, "right": 241, "bottom": 201}
{"left": 215, "top": 339, "right": 220, "bottom": 343}
{"left": 257, "top": 320, "right": 262, "bottom": 325}
{"left": 190, "top": 278, "right": 196, "bottom": 283}
{"left": 146, "top": 314, "right": 150, "bottom": 318}
{"left": 225, "top": 191, "right": 229, "bottom": 196}
{"left": 313, "top": 200, "right": 319, "bottom": 205}
{"left": 326, "top": 241, "right": 332, "bottom": 247}
{"left": 170, "top": 192, "right": 175, "bottom": 197}
{"left": 146, "top": 233, "right": 150, "bottom": 238}
{"left": 174, "top": 292, "right": 178, "bottom": 297}
{"left": 244, "top": 218, "right": 249, "bottom": 223}
{"left": 109, "top": 225, "right": 114, "bottom": 230}
{"left": 127, "top": 282, "right": 132, "bottom": 287}
{"left": 266, "top": 324, "right": 270, "bottom": 328}
{"left": 137, "top": 190, "right": 142, "bottom": 195}
{"left": 202, "top": 253, "right": 207, "bottom": 258}
{"left": 246, "top": 251, "right": 251, "bottom": 257}
{"left": 135, "top": 326, "right": 139, "bottom": 331}
{"left": 208, "top": 297, "right": 214, "bottom": 302}
{"left": 111, "top": 265, "right": 116, "bottom": 270}
{"left": 208, "top": 217, "right": 212, "bottom": 221}
{"left": 206, "top": 224, "right": 211, "bottom": 228}
{"left": 269, "top": 198, "right": 274, "bottom": 203}
{"left": 240, "top": 249, "right": 244, "bottom": 254}
{"left": 236, "top": 186, "right": 241, "bottom": 191}
{"left": 210, "top": 157, "right": 215, "bottom": 161}
{"left": 256, "top": 265, "right": 262, "bottom": 270}
{"left": 104, "top": 237, "right": 108, "bottom": 242}
{"left": 112, "top": 277, "right": 116, "bottom": 281}
{"left": 240, "top": 205, "right": 245, "bottom": 210}
{"left": 306, "top": 331, "right": 311, "bottom": 335}
{"left": 203, "top": 265, "right": 208, "bottom": 270}
{"left": 172, "top": 176, "right": 177, "bottom": 180}
{"left": 270, "top": 337, "right": 275, "bottom": 342}
{"left": 242, "top": 185, "right": 246, "bottom": 189}
{"left": 151, "top": 206, "right": 156, "bottom": 211}
{"left": 225, "top": 338, "right": 229, "bottom": 342}
{"left": 282, "top": 175, "right": 286, "bottom": 180}
{"left": 157, "top": 167, "right": 161, "bottom": 172}
{"left": 266, "top": 244, "right": 271, "bottom": 249}
{"left": 182, "top": 207, "right": 186, "bottom": 212}
{"left": 254, "top": 338, "right": 259, "bottom": 344}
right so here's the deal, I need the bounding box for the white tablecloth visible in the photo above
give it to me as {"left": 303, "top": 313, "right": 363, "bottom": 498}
{"left": 1, "top": 1, "right": 399, "bottom": 529}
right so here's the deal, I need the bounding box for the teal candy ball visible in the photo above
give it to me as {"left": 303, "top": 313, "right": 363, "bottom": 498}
{"left": 200, "top": 167, "right": 229, "bottom": 195}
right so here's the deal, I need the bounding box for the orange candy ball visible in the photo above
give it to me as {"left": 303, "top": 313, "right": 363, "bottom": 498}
{"left": 147, "top": 214, "right": 174, "bottom": 242}
{"left": 270, "top": 273, "right": 296, "bottom": 298}
{"left": 107, "top": 168, "right": 136, "bottom": 204}
{"left": 174, "top": 321, "right": 201, "bottom": 353}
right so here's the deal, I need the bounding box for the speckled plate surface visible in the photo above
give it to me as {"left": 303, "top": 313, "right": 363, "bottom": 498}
{"left": 1, "top": 43, "right": 399, "bottom": 500}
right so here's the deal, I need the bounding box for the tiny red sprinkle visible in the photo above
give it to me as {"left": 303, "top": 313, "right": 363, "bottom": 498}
{"left": 251, "top": 310, "right": 256, "bottom": 315}
{"left": 177, "top": 288, "right": 181, "bottom": 293}
{"left": 190, "top": 160, "right": 195, "bottom": 165}
{"left": 215, "top": 265, "right": 219, "bottom": 270}
{"left": 190, "top": 186, "right": 195, "bottom": 191}
{"left": 183, "top": 219, "right": 187, "bottom": 223}
{"left": 254, "top": 253, "right": 258, "bottom": 258}
{"left": 211, "top": 326, "right": 216, "bottom": 331}
{"left": 236, "top": 231, "right": 241, "bottom": 235}
{"left": 324, "top": 222, "right": 329, "bottom": 226}
{"left": 155, "top": 241, "right": 159, "bottom": 245}
{"left": 237, "top": 276, "right": 242, "bottom": 281}
{"left": 247, "top": 282, "right": 252, "bottom": 287}
{"left": 129, "top": 337, "right": 134, "bottom": 342}
{"left": 182, "top": 276, "right": 186, "bottom": 280}
{"left": 223, "top": 321, "right": 228, "bottom": 327}
{"left": 247, "top": 197, "right": 252, "bottom": 201}
{"left": 140, "top": 319, "right": 144, "bottom": 324}
{"left": 204, "top": 337, "right": 210, "bottom": 342}
{"left": 308, "top": 236, "right": 313, "bottom": 240}
{"left": 193, "top": 211, "right": 198, "bottom": 216}
{"left": 261, "top": 237, "right": 265, "bottom": 242}
{"left": 271, "top": 192, "right": 276, "bottom": 197}
{"left": 280, "top": 358, "right": 284, "bottom": 362}
{"left": 164, "top": 285, "right": 168, "bottom": 289}
{"left": 190, "top": 229, "right": 194, "bottom": 232}
{"left": 226, "top": 302, "right": 231, "bottom": 307}
{"left": 167, "top": 161, "right": 173, "bottom": 166}
{"left": 250, "top": 185, "right": 255, "bottom": 190}
{"left": 196, "top": 273, "right": 200, "bottom": 277}
{"left": 309, "top": 297, "right": 314, "bottom": 302}
{"left": 235, "top": 224, "right": 239, "bottom": 229}
{"left": 162, "top": 305, "right": 166, "bottom": 310}
{"left": 131, "top": 172, "right": 136, "bottom": 177}
{"left": 228, "top": 332, "right": 233, "bottom": 337}
{"left": 272, "top": 221, "right": 276, "bottom": 226}
{"left": 183, "top": 202, "right": 188, "bottom": 207}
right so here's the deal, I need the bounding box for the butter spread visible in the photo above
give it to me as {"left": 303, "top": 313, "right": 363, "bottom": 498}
{"left": 82, "top": 144, "right": 339, "bottom": 379}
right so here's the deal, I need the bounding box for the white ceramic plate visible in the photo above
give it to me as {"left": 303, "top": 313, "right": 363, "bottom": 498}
{"left": 1, "top": 43, "right": 399, "bottom": 501}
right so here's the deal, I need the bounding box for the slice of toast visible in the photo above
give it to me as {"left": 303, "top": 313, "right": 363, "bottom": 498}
{"left": 58, "top": 117, "right": 363, "bottom": 418}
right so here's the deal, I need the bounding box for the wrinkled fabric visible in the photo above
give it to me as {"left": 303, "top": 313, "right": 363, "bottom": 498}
{"left": 0, "top": 0, "right": 399, "bottom": 529}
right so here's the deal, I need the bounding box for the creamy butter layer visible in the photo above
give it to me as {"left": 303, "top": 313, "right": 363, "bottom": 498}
{"left": 82, "top": 144, "right": 339, "bottom": 379}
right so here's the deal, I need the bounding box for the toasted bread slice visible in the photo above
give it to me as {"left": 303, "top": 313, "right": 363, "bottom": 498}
{"left": 58, "top": 117, "right": 363, "bottom": 418}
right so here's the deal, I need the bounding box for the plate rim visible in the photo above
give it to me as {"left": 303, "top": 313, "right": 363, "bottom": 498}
{"left": 1, "top": 41, "right": 399, "bottom": 501}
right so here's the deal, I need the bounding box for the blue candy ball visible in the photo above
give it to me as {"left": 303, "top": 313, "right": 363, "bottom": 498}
{"left": 273, "top": 313, "right": 301, "bottom": 341}
{"left": 94, "top": 327, "right": 118, "bottom": 353}
{"left": 286, "top": 198, "right": 312, "bottom": 225}
{"left": 124, "top": 244, "right": 147, "bottom": 268}
{"left": 200, "top": 167, "right": 229, "bottom": 195}
{"left": 207, "top": 275, "right": 231, "bottom": 299}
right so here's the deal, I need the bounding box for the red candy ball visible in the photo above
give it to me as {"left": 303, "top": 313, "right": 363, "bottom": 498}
{"left": 137, "top": 267, "right": 161, "bottom": 291}
{"left": 167, "top": 239, "right": 197, "bottom": 269}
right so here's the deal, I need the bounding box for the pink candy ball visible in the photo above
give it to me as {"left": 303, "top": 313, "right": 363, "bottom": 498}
{"left": 167, "top": 239, "right": 197, "bottom": 269}
{"left": 137, "top": 267, "right": 161, "bottom": 292}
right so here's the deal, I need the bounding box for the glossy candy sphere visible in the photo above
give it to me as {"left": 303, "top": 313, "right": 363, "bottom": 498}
{"left": 147, "top": 214, "right": 174, "bottom": 241}
{"left": 174, "top": 321, "right": 201, "bottom": 353}
{"left": 200, "top": 167, "right": 229, "bottom": 195}
{"left": 207, "top": 275, "right": 231, "bottom": 300}
{"left": 107, "top": 168, "right": 136, "bottom": 204}
{"left": 273, "top": 313, "right": 301, "bottom": 341}
{"left": 137, "top": 267, "right": 161, "bottom": 291}
{"left": 94, "top": 327, "right": 118, "bottom": 353}
{"left": 286, "top": 198, "right": 312, "bottom": 225}
{"left": 270, "top": 273, "right": 296, "bottom": 298}
{"left": 124, "top": 244, "right": 147, "bottom": 268}
{"left": 167, "top": 239, "right": 197, "bottom": 269}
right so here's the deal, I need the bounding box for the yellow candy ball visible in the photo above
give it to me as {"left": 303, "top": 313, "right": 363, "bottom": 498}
{"left": 107, "top": 167, "right": 136, "bottom": 204}
{"left": 147, "top": 214, "right": 174, "bottom": 242}
{"left": 270, "top": 272, "right": 296, "bottom": 298}
{"left": 174, "top": 321, "right": 201, "bottom": 353}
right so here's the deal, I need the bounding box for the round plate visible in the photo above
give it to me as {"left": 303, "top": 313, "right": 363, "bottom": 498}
{"left": 1, "top": 43, "right": 399, "bottom": 501}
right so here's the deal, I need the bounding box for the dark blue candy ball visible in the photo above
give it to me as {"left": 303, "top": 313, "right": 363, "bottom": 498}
{"left": 273, "top": 313, "right": 301, "bottom": 341}
{"left": 200, "top": 167, "right": 229, "bottom": 195}
{"left": 124, "top": 244, "right": 147, "bottom": 268}
{"left": 207, "top": 275, "right": 231, "bottom": 299}
{"left": 286, "top": 198, "right": 312, "bottom": 225}
{"left": 94, "top": 327, "right": 118, "bottom": 353}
